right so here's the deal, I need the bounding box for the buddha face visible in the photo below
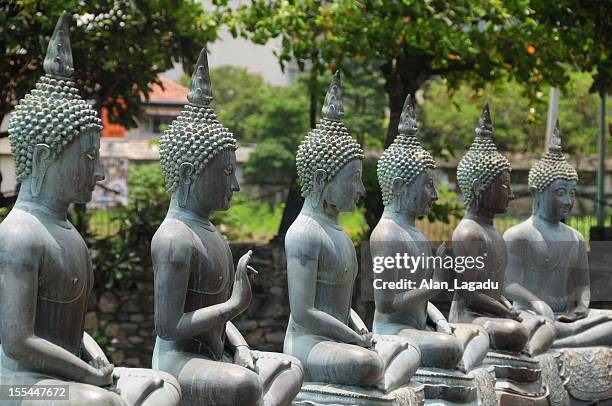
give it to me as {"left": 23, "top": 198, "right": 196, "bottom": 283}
{"left": 537, "top": 178, "right": 576, "bottom": 221}
{"left": 479, "top": 170, "right": 513, "bottom": 214}
{"left": 400, "top": 169, "right": 437, "bottom": 217}
{"left": 44, "top": 130, "right": 104, "bottom": 204}
{"left": 322, "top": 159, "right": 365, "bottom": 212}
{"left": 191, "top": 149, "right": 240, "bottom": 213}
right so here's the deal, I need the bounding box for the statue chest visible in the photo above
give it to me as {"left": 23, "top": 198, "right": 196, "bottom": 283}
{"left": 36, "top": 223, "right": 91, "bottom": 355}
{"left": 318, "top": 227, "right": 358, "bottom": 286}
{"left": 186, "top": 227, "right": 233, "bottom": 302}
{"left": 38, "top": 224, "right": 91, "bottom": 305}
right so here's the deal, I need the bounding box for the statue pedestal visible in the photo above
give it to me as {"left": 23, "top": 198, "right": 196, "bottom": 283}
{"left": 410, "top": 366, "right": 496, "bottom": 405}
{"left": 535, "top": 352, "right": 570, "bottom": 406}
{"left": 558, "top": 346, "right": 612, "bottom": 404}
{"left": 482, "top": 352, "right": 549, "bottom": 405}
{"left": 292, "top": 382, "right": 425, "bottom": 405}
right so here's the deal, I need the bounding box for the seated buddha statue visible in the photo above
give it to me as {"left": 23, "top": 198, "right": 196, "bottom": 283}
{"left": 0, "top": 12, "right": 180, "bottom": 405}
{"left": 151, "top": 49, "right": 304, "bottom": 406}
{"left": 449, "top": 104, "right": 555, "bottom": 357}
{"left": 504, "top": 119, "right": 612, "bottom": 348}
{"left": 283, "top": 72, "right": 421, "bottom": 396}
{"left": 370, "top": 95, "right": 490, "bottom": 374}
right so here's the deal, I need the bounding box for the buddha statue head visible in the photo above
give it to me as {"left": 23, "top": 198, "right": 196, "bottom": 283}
{"left": 457, "top": 103, "right": 513, "bottom": 214}
{"left": 377, "top": 95, "right": 437, "bottom": 217}
{"left": 159, "top": 49, "right": 238, "bottom": 216}
{"left": 528, "top": 119, "right": 578, "bottom": 222}
{"left": 295, "top": 71, "right": 365, "bottom": 212}
{"left": 8, "top": 12, "right": 104, "bottom": 204}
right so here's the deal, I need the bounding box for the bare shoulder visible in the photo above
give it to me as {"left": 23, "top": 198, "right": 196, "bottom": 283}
{"left": 285, "top": 214, "right": 323, "bottom": 260}
{"left": 503, "top": 218, "right": 534, "bottom": 242}
{"left": 151, "top": 217, "right": 195, "bottom": 263}
{"left": 452, "top": 219, "right": 485, "bottom": 242}
{"left": 370, "top": 217, "right": 403, "bottom": 243}
{"left": 0, "top": 209, "right": 47, "bottom": 261}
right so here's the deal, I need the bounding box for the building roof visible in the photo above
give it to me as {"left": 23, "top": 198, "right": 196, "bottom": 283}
{"left": 145, "top": 77, "right": 188, "bottom": 104}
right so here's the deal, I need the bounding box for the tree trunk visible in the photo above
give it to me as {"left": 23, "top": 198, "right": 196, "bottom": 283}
{"left": 272, "top": 81, "right": 316, "bottom": 241}
{"left": 381, "top": 57, "right": 429, "bottom": 147}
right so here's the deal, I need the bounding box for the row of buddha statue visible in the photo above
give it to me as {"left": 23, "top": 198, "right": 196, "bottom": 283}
{"left": 0, "top": 13, "right": 610, "bottom": 406}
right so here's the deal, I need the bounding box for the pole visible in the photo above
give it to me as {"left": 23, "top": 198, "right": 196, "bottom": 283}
{"left": 596, "top": 91, "right": 607, "bottom": 227}
{"left": 545, "top": 88, "right": 560, "bottom": 152}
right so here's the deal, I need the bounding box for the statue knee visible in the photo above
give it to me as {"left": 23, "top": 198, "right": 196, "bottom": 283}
{"left": 70, "top": 385, "right": 122, "bottom": 406}
{"left": 494, "top": 320, "right": 528, "bottom": 352}
{"left": 232, "top": 368, "right": 263, "bottom": 406}
{"left": 440, "top": 334, "right": 464, "bottom": 366}
{"left": 350, "top": 351, "right": 384, "bottom": 386}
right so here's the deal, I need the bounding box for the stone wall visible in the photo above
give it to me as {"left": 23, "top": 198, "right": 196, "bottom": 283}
{"left": 86, "top": 240, "right": 292, "bottom": 368}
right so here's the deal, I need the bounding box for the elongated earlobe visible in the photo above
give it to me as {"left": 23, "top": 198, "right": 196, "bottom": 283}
{"left": 311, "top": 169, "right": 327, "bottom": 209}
{"left": 178, "top": 162, "right": 194, "bottom": 208}
{"left": 31, "top": 144, "right": 52, "bottom": 197}
{"left": 392, "top": 177, "right": 403, "bottom": 213}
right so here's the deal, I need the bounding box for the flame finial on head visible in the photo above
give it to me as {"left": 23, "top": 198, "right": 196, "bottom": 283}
{"left": 398, "top": 94, "right": 418, "bottom": 135}
{"left": 43, "top": 11, "right": 74, "bottom": 78}
{"left": 549, "top": 118, "right": 562, "bottom": 151}
{"left": 187, "top": 49, "right": 213, "bottom": 107}
{"left": 321, "top": 71, "right": 344, "bottom": 121}
{"left": 475, "top": 102, "right": 493, "bottom": 137}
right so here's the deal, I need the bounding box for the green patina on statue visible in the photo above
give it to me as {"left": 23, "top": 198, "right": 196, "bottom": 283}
{"left": 152, "top": 49, "right": 303, "bottom": 406}
{"left": 504, "top": 119, "right": 612, "bottom": 347}
{"left": 372, "top": 95, "right": 491, "bottom": 371}
{"left": 284, "top": 73, "right": 422, "bottom": 405}
{"left": 0, "top": 12, "right": 181, "bottom": 405}
{"left": 450, "top": 104, "right": 555, "bottom": 357}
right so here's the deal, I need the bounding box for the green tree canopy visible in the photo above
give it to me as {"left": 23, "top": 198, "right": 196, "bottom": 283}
{"left": 421, "top": 71, "right": 609, "bottom": 158}
{"left": 227, "top": 0, "right": 607, "bottom": 146}
{"left": 1, "top": 0, "right": 221, "bottom": 131}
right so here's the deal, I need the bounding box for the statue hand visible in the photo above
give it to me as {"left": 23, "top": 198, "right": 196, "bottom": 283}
{"left": 557, "top": 306, "right": 588, "bottom": 322}
{"left": 532, "top": 301, "right": 555, "bottom": 320}
{"left": 230, "top": 250, "right": 258, "bottom": 312}
{"left": 435, "top": 319, "right": 453, "bottom": 335}
{"left": 234, "top": 346, "right": 257, "bottom": 371}
{"left": 506, "top": 308, "right": 522, "bottom": 321}
{"left": 85, "top": 357, "right": 115, "bottom": 387}
{"left": 356, "top": 331, "right": 374, "bottom": 348}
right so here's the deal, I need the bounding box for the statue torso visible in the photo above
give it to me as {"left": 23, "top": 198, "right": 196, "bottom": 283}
{"left": 287, "top": 214, "right": 358, "bottom": 333}
{"left": 0, "top": 208, "right": 91, "bottom": 357}
{"left": 170, "top": 218, "right": 233, "bottom": 360}
{"left": 372, "top": 217, "right": 431, "bottom": 329}
{"left": 505, "top": 216, "right": 585, "bottom": 313}
{"left": 452, "top": 217, "right": 507, "bottom": 319}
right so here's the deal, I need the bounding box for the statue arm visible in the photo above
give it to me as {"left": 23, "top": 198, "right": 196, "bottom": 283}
{"left": 573, "top": 239, "right": 591, "bottom": 310}
{"left": 0, "top": 239, "right": 102, "bottom": 383}
{"left": 349, "top": 309, "right": 368, "bottom": 333}
{"left": 225, "top": 321, "right": 248, "bottom": 351}
{"left": 81, "top": 331, "right": 110, "bottom": 364}
{"left": 426, "top": 302, "right": 447, "bottom": 324}
{"left": 153, "top": 238, "right": 240, "bottom": 340}
{"left": 286, "top": 253, "right": 363, "bottom": 344}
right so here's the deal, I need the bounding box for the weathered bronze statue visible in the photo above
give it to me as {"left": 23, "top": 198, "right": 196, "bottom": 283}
{"left": 371, "top": 95, "right": 490, "bottom": 373}
{"left": 284, "top": 73, "right": 422, "bottom": 404}
{"left": 504, "top": 120, "right": 612, "bottom": 403}
{"left": 504, "top": 119, "right": 612, "bottom": 347}
{"left": 151, "top": 49, "right": 303, "bottom": 406}
{"left": 370, "top": 96, "right": 496, "bottom": 404}
{"left": 0, "top": 13, "right": 181, "bottom": 405}
{"left": 450, "top": 104, "right": 555, "bottom": 357}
